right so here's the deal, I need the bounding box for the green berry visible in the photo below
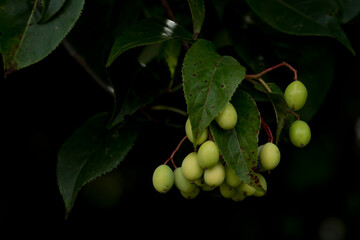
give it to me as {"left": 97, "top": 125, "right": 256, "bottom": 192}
{"left": 289, "top": 120, "right": 311, "bottom": 148}
{"left": 174, "top": 167, "right": 197, "bottom": 193}
{"left": 253, "top": 174, "right": 267, "bottom": 197}
{"left": 238, "top": 182, "right": 256, "bottom": 196}
{"left": 219, "top": 182, "right": 236, "bottom": 199}
{"left": 185, "top": 118, "right": 208, "bottom": 145}
{"left": 181, "top": 152, "right": 204, "bottom": 181}
{"left": 225, "top": 165, "right": 242, "bottom": 187}
{"left": 180, "top": 187, "right": 200, "bottom": 199}
{"left": 231, "top": 189, "right": 246, "bottom": 202}
{"left": 284, "top": 81, "right": 308, "bottom": 111}
{"left": 215, "top": 102, "right": 238, "bottom": 130}
{"left": 197, "top": 140, "right": 219, "bottom": 169}
{"left": 259, "top": 142, "right": 281, "bottom": 171}
{"left": 152, "top": 164, "right": 174, "bottom": 193}
{"left": 203, "top": 162, "right": 225, "bottom": 187}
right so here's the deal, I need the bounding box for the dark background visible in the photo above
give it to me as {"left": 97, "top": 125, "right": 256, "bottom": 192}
{"left": 2, "top": 1, "right": 360, "bottom": 239}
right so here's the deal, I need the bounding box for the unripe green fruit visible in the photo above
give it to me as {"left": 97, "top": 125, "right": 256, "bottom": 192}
{"left": 225, "top": 165, "right": 242, "bottom": 187}
{"left": 215, "top": 102, "right": 238, "bottom": 130}
{"left": 289, "top": 120, "right": 311, "bottom": 148}
{"left": 259, "top": 142, "right": 281, "bottom": 171}
{"left": 152, "top": 164, "right": 174, "bottom": 193}
{"left": 185, "top": 118, "right": 208, "bottom": 145}
{"left": 181, "top": 152, "right": 204, "bottom": 181}
{"left": 253, "top": 174, "right": 267, "bottom": 197}
{"left": 203, "top": 162, "right": 225, "bottom": 187}
{"left": 231, "top": 189, "right": 246, "bottom": 202}
{"left": 238, "top": 182, "right": 256, "bottom": 196}
{"left": 174, "top": 167, "right": 197, "bottom": 193}
{"left": 219, "top": 182, "right": 236, "bottom": 199}
{"left": 197, "top": 140, "right": 219, "bottom": 169}
{"left": 181, "top": 187, "right": 200, "bottom": 199}
{"left": 284, "top": 81, "right": 308, "bottom": 111}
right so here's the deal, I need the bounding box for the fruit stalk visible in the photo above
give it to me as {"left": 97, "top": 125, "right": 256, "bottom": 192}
{"left": 261, "top": 117, "right": 274, "bottom": 143}
{"left": 164, "top": 136, "right": 188, "bottom": 168}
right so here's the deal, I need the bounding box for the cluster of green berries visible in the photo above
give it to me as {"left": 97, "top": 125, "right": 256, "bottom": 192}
{"left": 153, "top": 103, "right": 267, "bottom": 201}
{"left": 284, "top": 80, "right": 311, "bottom": 148}
{"left": 153, "top": 79, "right": 311, "bottom": 200}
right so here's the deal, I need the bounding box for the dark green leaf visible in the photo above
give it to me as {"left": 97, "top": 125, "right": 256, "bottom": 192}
{"left": 57, "top": 113, "right": 138, "bottom": 215}
{"left": 187, "top": 0, "right": 205, "bottom": 36}
{"left": 182, "top": 39, "right": 245, "bottom": 145}
{"left": 246, "top": 0, "right": 355, "bottom": 55}
{"left": 210, "top": 89, "right": 263, "bottom": 191}
{"left": 0, "top": 0, "right": 84, "bottom": 73}
{"left": 106, "top": 17, "right": 193, "bottom": 67}
{"left": 162, "top": 39, "right": 182, "bottom": 80}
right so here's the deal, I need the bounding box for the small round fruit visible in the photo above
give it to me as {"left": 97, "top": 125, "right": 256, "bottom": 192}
{"left": 181, "top": 152, "right": 204, "bottom": 181}
{"left": 225, "top": 165, "right": 242, "bottom": 187}
{"left": 174, "top": 167, "right": 197, "bottom": 193}
{"left": 219, "top": 182, "right": 236, "bottom": 199}
{"left": 152, "top": 164, "right": 174, "bottom": 193}
{"left": 197, "top": 140, "right": 219, "bottom": 169}
{"left": 253, "top": 174, "right": 267, "bottom": 197}
{"left": 259, "top": 142, "right": 281, "bottom": 171}
{"left": 185, "top": 118, "right": 208, "bottom": 145}
{"left": 181, "top": 187, "right": 200, "bottom": 199}
{"left": 284, "top": 81, "right": 308, "bottom": 111}
{"left": 238, "top": 182, "right": 256, "bottom": 196}
{"left": 289, "top": 120, "right": 311, "bottom": 148}
{"left": 215, "top": 102, "right": 238, "bottom": 130}
{"left": 231, "top": 190, "right": 246, "bottom": 202}
{"left": 203, "top": 162, "right": 225, "bottom": 187}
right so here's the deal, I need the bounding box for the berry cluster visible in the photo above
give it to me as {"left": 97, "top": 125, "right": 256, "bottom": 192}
{"left": 153, "top": 64, "right": 311, "bottom": 201}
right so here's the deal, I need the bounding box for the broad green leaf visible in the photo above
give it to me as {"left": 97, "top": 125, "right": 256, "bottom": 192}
{"left": 210, "top": 89, "right": 263, "bottom": 191}
{"left": 0, "top": 0, "right": 84, "bottom": 73}
{"left": 106, "top": 17, "right": 193, "bottom": 67}
{"left": 246, "top": 0, "right": 355, "bottom": 55}
{"left": 182, "top": 39, "right": 245, "bottom": 145}
{"left": 187, "top": 0, "right": 205, "bottom": 36}
{"left": 57, "top": 113, "right": 138, "bottom": 215}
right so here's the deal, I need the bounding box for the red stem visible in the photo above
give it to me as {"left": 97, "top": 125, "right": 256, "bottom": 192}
{"left": 245, "top": 62, "right": 298, "bottom": 81}
{"left": 261, "top": 117, "right": 274, "bottom": 143}
{"left": 163, "top": 136, "right": 188, "bottom": 168}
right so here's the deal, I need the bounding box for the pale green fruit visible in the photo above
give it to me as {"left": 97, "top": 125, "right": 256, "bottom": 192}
{"left": 197, "top": 140, "right": 219, "bottom": 169}
{"left": 253, "top": 174, "right": 267, "bottom": 197}
{"left": 152, "top": 164, "right": 174, "bottom": 193}
{"left": 185, "top": 118, "right": 208, "bottom": 145}
{"left": 181, "top": 187, "right": 200, "bottom": 199}
{"left": 215, "top": 102, "right": 238, "bottom": 130}
{"left": 259, "top": 142, "right": 281, "bottom": 171}
{"left": 203, "top": 162, "right": 225, "bottom": 187}
{"left": 219, "top": 182, "right": 236, "bottom": 199}
{"left": 238, "top": 182, "right": 256, "bottom": 196}
{"left": 284, "top": 80, "right": 308, "bottom": 111}
{"left": 181, "top": 152, "right": 204, "bottom": 181}
{"left": 194, "top": 178, "right": 214, "bottom": 191}
{"left": 174, "top": 167, "right": 197, "bottom": 193}
{"left": 289, "top": 120, "right": 311, "bottom": 148}
{"left": 225, "top": 165, "right": 242, "bottom": 187}
{"left": 231, "top": 189, "right": 246, "bottom": 202}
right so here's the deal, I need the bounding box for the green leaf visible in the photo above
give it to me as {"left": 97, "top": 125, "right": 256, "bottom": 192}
{"left": 56, "top": 113, "right": 138, "bottom": 215}
{"left": 246, "top": 0, "right": 355, "bottom": 55}
{"left": 162, "top": 39, "right": 182, "bottom": 80}
{"left": 210, "top": 89, "right": 263, "bottom": 191}
{"left": 187, "top": 0, "right": 205, "bottom": 36}
{"left": 0, "top": 0, "right": 84, "bottom": 73}
{"left": 182, "top": 39, "right": 245, "bottom": 145}
{"left": 106, "top": 17, "right": 193, "bottom": 67}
